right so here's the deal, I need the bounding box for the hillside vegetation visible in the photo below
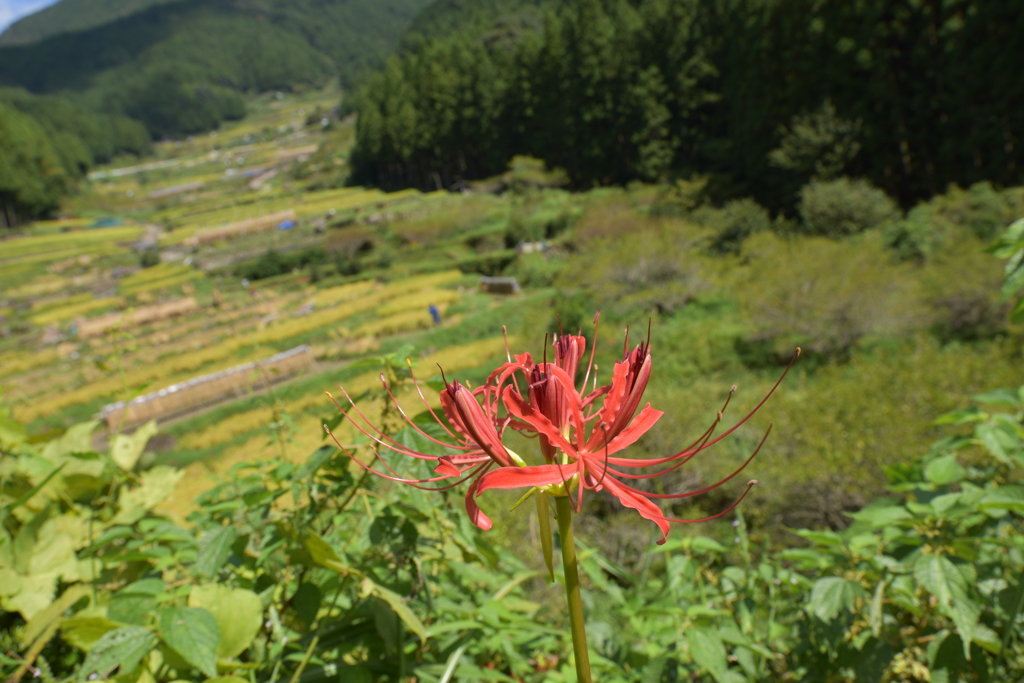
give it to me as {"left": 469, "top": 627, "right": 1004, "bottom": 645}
{"left": 2, "top": 82, "right": 1024, "bottom": 682}
{"left": 352, "top": 0, "right": 1023, "bottom": 209}
{"left": 0, "top": 0, "right": 432, "bottom": 137}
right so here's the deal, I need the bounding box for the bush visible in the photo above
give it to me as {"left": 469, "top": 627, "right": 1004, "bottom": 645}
{"left": 886, "top": 182, "right": 1024, "bottom": 261}
{"left": 236, "top": 246, "right": 329, "bottom": 280}
{"left": 798, "top": 176, "right": 900, "bottom": 237}
{"left": 693, "top": 198, "right": 773, "bottom": 254}
{"left": 733, "top": 231, "right": 927, "bottom": 356}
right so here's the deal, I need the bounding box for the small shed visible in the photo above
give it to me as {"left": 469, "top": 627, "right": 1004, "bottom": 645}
{"left": 479, "top": 276, "right": 520, "bottom": 295}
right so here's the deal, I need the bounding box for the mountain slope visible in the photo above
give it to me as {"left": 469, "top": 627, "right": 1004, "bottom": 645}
{"left": 0, "top": 0, "right": 183, "bottom": 45}
{"left": 0, "top": 0, "right": 432, "bottom": 136}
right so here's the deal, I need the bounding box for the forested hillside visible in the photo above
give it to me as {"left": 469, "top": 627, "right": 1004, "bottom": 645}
{"left": 0, "top": 0, "right": 184, "bottom": 45}
{"left": 0, "top": 0, "right": 432, "bottom": 137}
{"left": 351, "top": 0, "right": 1024, "bottom": 208}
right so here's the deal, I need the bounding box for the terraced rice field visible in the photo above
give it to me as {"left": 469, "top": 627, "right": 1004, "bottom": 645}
{"left": 1, "top": 87, "right": 560, "bottom": 517}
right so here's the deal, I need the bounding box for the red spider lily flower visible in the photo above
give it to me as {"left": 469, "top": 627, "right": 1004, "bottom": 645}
{"left": 324, "top": 315, "right": 798, "bottom": 544}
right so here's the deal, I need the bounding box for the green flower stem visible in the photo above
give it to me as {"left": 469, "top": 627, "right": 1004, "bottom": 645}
{"left": 555, "top": 495, "right": 592, "bottom": 683}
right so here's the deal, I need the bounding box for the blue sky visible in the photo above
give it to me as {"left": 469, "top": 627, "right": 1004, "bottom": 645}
{"left": 0, "top": 0, "right": 60, "bottom": 34}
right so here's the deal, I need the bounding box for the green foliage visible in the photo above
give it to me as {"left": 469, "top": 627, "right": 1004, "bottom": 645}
{"left": 236, "top": 247, "right": 330, "bottom": 281}
{"left": 797, "top": 177, "right": 900, "bottom": 238}
{"left": 354, "top": 0, "right": 1024, "bottom": 207}
{"left": 0, "top": 0, "right": 431, "bottom": 138}
{"left": 990, "top": 218, "right": 1024, "bottom": 322}
{"left": 0, "top": 102, "right": 67, "bottom": 225}
{"left": 768, "top": 100, "right": 862, "bottom": 182}
{"left": 3, "top": 360, "right": 1024, "bottom": 682}
{"left": 887, "top": 182, "right": 1024, "bottom": 262}
{"left": 695, "top": 198, "right": 773, "bottom": 254}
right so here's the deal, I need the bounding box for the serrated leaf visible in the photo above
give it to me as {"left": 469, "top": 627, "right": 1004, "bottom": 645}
{"left": 188, "top": 584, "right": 262, "bottom": 659}
{"left": 158, "top": 606, "right": 219, "bottom": 677}
{"left": 194, "top": 526, "right": 236, "bottom": 579}
{"left": 78, "top": 626, "right": 157, "bottom": 681}
{"left": 686, "top": 626, "right": 727, "bottom": 680}
{"left": 809, "top": 577, "right": 859, "bottom": 621}
{"left": 915, "top": 555, "right": 969, "bottom": 608}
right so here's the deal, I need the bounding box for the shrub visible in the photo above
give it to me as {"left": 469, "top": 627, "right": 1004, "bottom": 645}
{"left": 798, "top": 176, "right": 900, "bottom": 237}
{"left": 236, "top": 247, "right": 329, "bottom": 281}
{"left": 733, "top": 231, "right": 928, "bottom": 356}
{"left": 886, "top": 182, "right": 1024, "bottom": 261}
{"left": 693, "top": 198, "right": 773, "bottom": 254}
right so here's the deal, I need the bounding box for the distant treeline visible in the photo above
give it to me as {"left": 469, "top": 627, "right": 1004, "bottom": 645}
{"left": 350, "top": 0, "right": 1024, "bottom": 207}
{"left": 0, "top": 89, "right": 150, "bottom": 227}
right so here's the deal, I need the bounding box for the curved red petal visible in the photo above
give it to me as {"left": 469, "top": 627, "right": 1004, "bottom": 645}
{"left": 600, "top": 476, "right": 671, "bottom": 545}
{"left": 476, "top": 463, "right": 576, "bottom": 494}
{"left": 600, "top": 404, "right": 663, "bottom": 457}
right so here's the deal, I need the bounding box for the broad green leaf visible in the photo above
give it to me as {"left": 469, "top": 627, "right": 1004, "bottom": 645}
{"left": 359, "top": 577, "right": 427, "bottom": 643}
{"left": 846, "top": 502, "right": 912, "bottom": 528}
{"left": 946, "top": 598, "right": 980, "bottom": 659}
{"left": 971, "top": 389, "right": 1021, "bottom": 408}
{"left": 42, "top": 421, "right": 99, "bottom": 460}
{"left": 975, "top": 424, "right": 1014, "bottom": 464}
{"left": 914, "top": 555, "right": 968, "bottom": 608}
{"left": 925, "top": 455, "right": 966, "bottom": 485}
{"left": 78, "top": 626, "right": 157, "bottom": 681}
{"left": 112, "top": 466, "right": 183, "bottom": 525}
{"left": 61, "top": 615, "right": 121, "bottom": 651}
{"left": 205, "top": 678, "right": 249, "bottom": 683}
{"left": 159, "top": 606, "right": 219, "bottom": 677}
{"left": 809, "top": 577, "right": 859, "bottom": 621}
{"left": 110, "top": 420, "right": 158, "bottom": 471}
{"left": 188, "top": 585, "right": 262, "bottom": 659}
{"left": 686, "top": 626, "right": 727, "bottom": 681}
{"left": 979, "top": 486, "right": 1024, "bottom": 513}
{"left": 194, "top": 526, "right": 237, "bottom": 579}
{"left": 109, "top": 580, "right": 163, "bottom": 627}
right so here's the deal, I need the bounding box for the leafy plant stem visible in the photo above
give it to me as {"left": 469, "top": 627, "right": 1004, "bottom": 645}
{"left": 555, "top": 495, "right": 592, "bottom": 683}
{"left": 286, "top": 634, "right": 318, "bottom": 683}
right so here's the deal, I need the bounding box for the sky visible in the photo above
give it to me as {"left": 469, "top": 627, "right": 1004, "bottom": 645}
{"left": 0, "top": 0, "right": 60, "bottom": 34}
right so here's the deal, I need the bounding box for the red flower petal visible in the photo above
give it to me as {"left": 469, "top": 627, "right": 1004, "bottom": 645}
{"left": 476, "top": 463, "right": 577, "bottom": 494}
{"left": 600, "top": 476, "right": 671, "bottom": 545}
{"left": 434, "top": 456, "right": 462, "bottom": 477}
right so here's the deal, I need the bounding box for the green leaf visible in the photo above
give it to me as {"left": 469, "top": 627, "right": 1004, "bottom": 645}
{"left": 971, "top": 389, "right": 1021, "bottom": 408}
{"left": 686, "top": 626, "right": 727, "bottom": 681}
{"left": 194, "top": 526, "right": 237, "bottom": 579}
{"left": 60, "top": 615, "right": 121, "bottom": 651}
{"left": 914, "top": 555, "right": 969, "bottom": 608}
{"left": 292, "top": 583, "right": 321, "bottom": 629}
{"left": 78, "top": 626, "right": 157, "bottom": 681}
{"left": 975, "top": 424, "right": 1013, "bottom": 464}
{"left": 934, "top": 406, "right": 987, "bottom": 425}
{"left": 188, "top": 584, "right": 262, "bottom": 660}
{"left": 947, "top": 598, "right": 980, "bottom": 659}
{"left": 870, "top": 578, "right": 888, "bottom": 637}
{"left": 110, "top": 420, "right": 157, "bottom": 471}
{"left": 359, "top": 577, "right": 427, "bottom": 643}
{"left": 979, "top": 486, "right": 1024, "bottom": 513}
{"left": 158, "top": 606, "right": 220, "bottom": 677}
{"left": 809, "top": 577, "right": 859, "bottom": 621}
{"left": 925, "top": 455, "right": 966, "bottom": 486}
{"left": 846, "top": 503, "right": 912, "bottom": 528}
